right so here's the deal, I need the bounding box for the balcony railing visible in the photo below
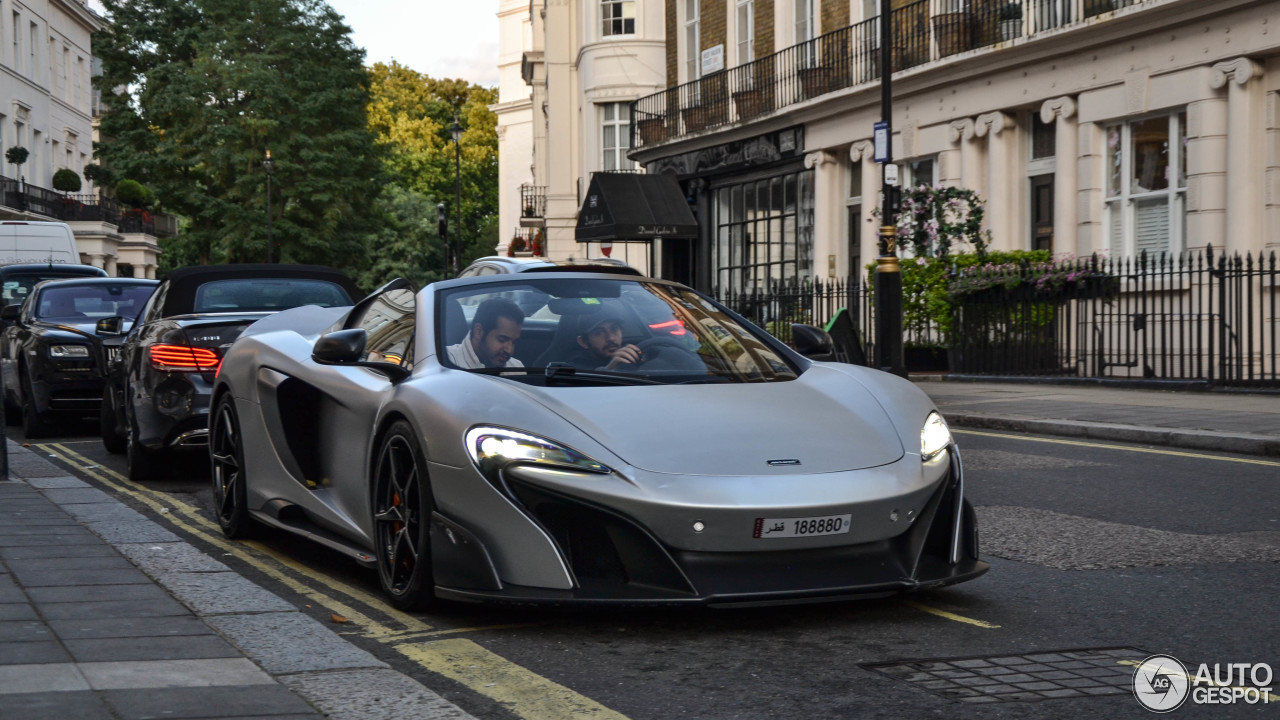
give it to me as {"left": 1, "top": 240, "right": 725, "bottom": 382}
{"left": 1, "top": 176, "right": 176, "bottom": 236}
{"left": 519, "top": 184, "right": 547, "bottom": 225}
{"left": 633, "top": 0, "right": 1143, "bottom": 148}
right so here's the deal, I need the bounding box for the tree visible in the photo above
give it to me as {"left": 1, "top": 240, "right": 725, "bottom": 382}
{"left": 366, "top": 62, "right": 499, "bottom": 272}
{"left": 52, "top": 169, "right": 83, "bottom": 194}
{"left": 5, "top": 146, "right": 28, "bottom": 176}
{"left": 94, "top": 0, "right": 386, "bottom": 266}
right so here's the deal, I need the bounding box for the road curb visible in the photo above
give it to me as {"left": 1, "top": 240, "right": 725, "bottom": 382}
{"left": 944, "top": 413, "right": 1280, "bottom": 457}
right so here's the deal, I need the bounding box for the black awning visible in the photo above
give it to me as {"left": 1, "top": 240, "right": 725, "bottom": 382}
{"left": 575, "top": 173, "right": 698, "bottom": 243}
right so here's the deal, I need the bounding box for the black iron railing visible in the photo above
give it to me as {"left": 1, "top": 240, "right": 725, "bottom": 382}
{"left": 713, "top": 247, "right": 1279, "bottom": 388}
{"left": 519, "top": 184, "right": 547, "bottom": 220}
{"left": 633, "top": 0, "right": 1149, "bottom": 148}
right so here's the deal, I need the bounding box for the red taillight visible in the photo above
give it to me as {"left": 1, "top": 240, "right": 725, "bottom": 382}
{"left": 648, "top": 319, "right": 687, "bottom": 336}
{"left": 149, "top": 344, "right": 221, "bottom": 372}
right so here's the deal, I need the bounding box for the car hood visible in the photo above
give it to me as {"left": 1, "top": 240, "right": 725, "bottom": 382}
{"left": 514, "top": 367, "right": 905, "bottom": 475}
{"left": 30, "top": 320, "right": 100, "bottom": 339}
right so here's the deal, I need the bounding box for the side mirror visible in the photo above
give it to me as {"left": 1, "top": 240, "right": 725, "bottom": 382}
{"left": 791, "top": 323, "right": 835, "bottom": 361}
{"left": 1, "top": 304, "right": 20, "bottom": 322}
{"left": 312, "top": 329, "right": 411, "bottom": 382}
{"left": 96, "top": 315, "right": 125, "bottom": 336}
{"left": 313, "top": 329, "right": 367, "bottom": 364}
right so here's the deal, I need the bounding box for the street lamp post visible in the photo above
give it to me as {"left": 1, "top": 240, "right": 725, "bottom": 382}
{"left": 263, "top": 150, "right": 275, "bottom": 263}
{"left": 436, "top": 202, "right": 448, "bottom": 280}
{"left": 449, "top": 116, "right": 463, "bottom": 277}
{"left": 875, "top": 0, "right": 905, "bottom": 376}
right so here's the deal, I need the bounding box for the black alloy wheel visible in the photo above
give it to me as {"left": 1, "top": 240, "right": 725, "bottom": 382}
{"left": 372, "top": 420, "right": 435, "bottom": 610}
{"left": 125, "top": 396, "right": 162, "bottom": 482}
{"left": 210, "top": 394, "right": 252, "bottom": 538}
{"left": 100, "top": 385, "right": 126, "bottom": 454}
{"left": 20, "top": 367, "right": 53, "bottom": 439}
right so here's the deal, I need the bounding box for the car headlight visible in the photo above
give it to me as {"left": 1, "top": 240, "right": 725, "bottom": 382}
{"left": 465, "top": 426, "right": 611, "bottom": 476}
{"left": 920, "top": 411, "right": 952, "bottom": 461}
{"left": 49, "top": 344, "right": 90, "bottom": 358}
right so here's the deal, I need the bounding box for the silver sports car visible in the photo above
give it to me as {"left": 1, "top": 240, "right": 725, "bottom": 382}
{"left": 211, "top": 273, "right": 987, "bottom": 608}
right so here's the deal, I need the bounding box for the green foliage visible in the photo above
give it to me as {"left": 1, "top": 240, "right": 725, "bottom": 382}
{"left": 83, "top": 163, "right": 115, "bottom": 187}
{"left": 354, "top": 185, "right": 446, "bottom": 290}
{"left": 367, "top": 62, "right": 500, "bottom": 267}
{"left": 52, "top": 169, "right": 82, "bottom": 193}
{"left": 94, "top": 0, "right": 386, "bottom": 266}
{"left": 114, "top": 179, "right": 154, "bottom": 208}
{"left": 893, "top": 185, "right": 990, "bottom": 258}
{"left": 868, "top": 250, "right": 1052, "bottom": 345}
{"left": 5, "top": 146, "right": 28, "bottom": 166}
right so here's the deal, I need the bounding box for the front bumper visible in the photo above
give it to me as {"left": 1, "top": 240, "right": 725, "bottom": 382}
{"left": 432, "top": 445, "right": 987, "bottom": 606}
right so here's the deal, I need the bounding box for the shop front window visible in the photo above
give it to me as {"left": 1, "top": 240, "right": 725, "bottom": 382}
{"left": 713, "top": 168, "right": 815, "bottom": 295}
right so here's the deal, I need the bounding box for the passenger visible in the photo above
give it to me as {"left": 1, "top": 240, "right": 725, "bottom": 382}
{"left": 447, "top": 298, "right": 525, "bottom": 369}
{"left": 567, "top": 311, "right": 642, "bottom": 371}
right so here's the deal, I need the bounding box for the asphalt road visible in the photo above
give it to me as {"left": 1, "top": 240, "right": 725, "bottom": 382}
{"left": 12, "top": 417, "right": 1280, "bottom": 720}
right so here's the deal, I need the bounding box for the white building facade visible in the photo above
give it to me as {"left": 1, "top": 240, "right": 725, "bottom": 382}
{"left": 0, "top": 0, "right": 161, "bottom": 277}
{"left": 497, "top": 0, "right": 669, "bottom": 271}
{"left": 626, "top": 0, "right": 1280, "bottom": 293}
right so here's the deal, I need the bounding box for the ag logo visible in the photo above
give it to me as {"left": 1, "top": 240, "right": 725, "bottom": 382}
{"left": 1134, "top": 654, "right": 1190, "bottom": 712}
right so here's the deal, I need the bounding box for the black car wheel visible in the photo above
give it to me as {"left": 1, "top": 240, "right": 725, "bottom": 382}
{"left": 125, "top": 400, "right": 163, "bottom": 482}
{"left": 20, "top": 368, "right": 53, "bottom": 439}
{"left": 210, "top": 394, "right": 252, "bottom": 538}
{"left": 100, "top": 385, "right": 126, "bottom": 454}
{"left": 373, "top": 420, "right": 435, "bottom": 610}
{"left": 3, "top": 386, "right": 20, "bottom": 426}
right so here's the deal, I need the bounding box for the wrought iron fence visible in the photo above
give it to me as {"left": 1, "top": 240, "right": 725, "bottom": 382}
{"left": 713, "top": 247, "right": 1279, "bottom": 388}
{"left": 633, "top": 0, "right": 1150, "bottom": 149}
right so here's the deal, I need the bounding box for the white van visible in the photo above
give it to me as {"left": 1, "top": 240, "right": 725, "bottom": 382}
{"left": 0, "top": 221, "right": 81, "bottom": 266}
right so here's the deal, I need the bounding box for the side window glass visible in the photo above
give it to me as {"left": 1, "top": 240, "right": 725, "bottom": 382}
{"left": 140, "top": 282, "right": 168, "bottom": 325}
{"left": 348, "top": 288, "right": 416, "bottom": 368}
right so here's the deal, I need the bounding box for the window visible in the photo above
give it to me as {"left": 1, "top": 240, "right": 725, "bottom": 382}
{"left": 1105, "top": 111, "right": 1187, "bottom": 257}
{"left": 601, "top": 0, "right": 635, "bottom": 36}
{"left": 902, "top": 157, "right": 936, "bottom": 189}
{"left": 13, "top": 13, "right": 21, "bottom": 69}
{"left": 684, "top": 0, "right": 700, "bottom": 82}
{"left": 601, "top": 103, "right": 636, "bottom": 172}
{"left": 735, "top": 0, "right": 754, "bottom": 66}
{"left": 1032, "top": 113, "right": 1056, "bottom": 160}
{"left": 713, "top": 168, "right": 816, "bottom": 295}
{"left": 29, "top": 22, "right": 36, "bottom": 77}
{"left": 794, "top": 0, "right": 814, "bottom": 44}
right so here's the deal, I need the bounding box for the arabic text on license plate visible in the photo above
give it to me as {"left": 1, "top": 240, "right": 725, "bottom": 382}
{"left": 753, "top": 514, "right": 851, "bottom": 538}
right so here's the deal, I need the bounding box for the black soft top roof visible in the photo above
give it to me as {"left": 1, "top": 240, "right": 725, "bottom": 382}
{"left": 160, "top": 264, "right": 362, "bottom": 317}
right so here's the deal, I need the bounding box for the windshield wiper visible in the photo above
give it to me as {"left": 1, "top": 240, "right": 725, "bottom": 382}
{"left": 469, "top": 364, "right": 665, "bottom": 386}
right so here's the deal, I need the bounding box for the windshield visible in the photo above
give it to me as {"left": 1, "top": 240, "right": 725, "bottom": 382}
{"left": 192, "top": 278, "right": 352, "bottom": 313}
{"left": 36, "top": 284, "right": 155, "bottom": 322}
{"left": 437, "top": 278, "right": 798, "bottom": 384}
{"left": 3, "top": 273, "right": 94, "bottom": 308}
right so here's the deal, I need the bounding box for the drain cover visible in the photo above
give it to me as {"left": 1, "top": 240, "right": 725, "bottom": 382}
{"left": 863, "top": 647, "right": 1151, "bottom": 703}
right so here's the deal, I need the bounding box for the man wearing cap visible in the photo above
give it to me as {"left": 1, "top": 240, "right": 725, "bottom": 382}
{"left": 567, "top": 311, "right": 642, "bottom": 371}
{"left": 447, "top": 298, "right": 526, "bottom": 369}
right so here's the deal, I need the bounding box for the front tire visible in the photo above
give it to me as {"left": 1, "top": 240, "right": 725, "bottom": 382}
{"left": 372, "top": 420, "right": 435, "bottom": 610}
{"left": 20, "top": 369, "right": 54, "bottom": 439}
{"left": 100, "top": 385, "right": 126, "bottom": 454}
{"left": 210, "top": 393, "right": 252, "bottom": 538}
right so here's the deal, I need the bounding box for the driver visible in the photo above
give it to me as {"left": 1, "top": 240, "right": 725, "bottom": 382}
{"left": 447, "top": 298, "right": 525, "bottom": 369}
{"left": 567, "top": 311, "right": 642, "bottom": 371}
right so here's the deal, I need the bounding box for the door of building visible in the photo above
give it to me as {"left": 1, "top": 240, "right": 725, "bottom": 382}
{"left": 1030, "top": 175, "right": 1054, "bottom": 251}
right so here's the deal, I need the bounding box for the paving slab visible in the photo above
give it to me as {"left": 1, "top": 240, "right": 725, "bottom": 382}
{"left": 25, "top": 582, "right": 176, "bottom": 604}
{"left": 117, "top": 541, "right": 233, "bottom": 574}
{"left": 102, "top": 684, "right": 318, "bottom": 719}
{"left": 0, "top": 690, "right": 115, "bottom": 720}
{"left": 34, "top": 596, "right": 192, "bottom": 620}
{"left": 0, "top": 639, "right": 72, "bottom": 664}
{"left": 157, "top": 572, "right": 297, "bottom": 615}
{"left": 281, "top": 668, "right": 478, "bottom": 720}
{"left": 37, "top": 487, "right": 115, "bottom": 504}
{"left": 0, "top": 662, "right": 90, "bottom": 693}
{"left": 0, "top": 543, "right": 123, "bottom": 561}
{"left": 205, "top": 611, "right": 387, "bottom": 674}
{"left": 23, "top": 476, "right": 91, "bottom": 489}
{"left": 47, "top": 615, "right": 216, "bottom": 640}
{"left": 8, "top": 565, "right": 153, "bottom": 587}
{"left": 65, "top": 634, "right": 242, "bottom": 663}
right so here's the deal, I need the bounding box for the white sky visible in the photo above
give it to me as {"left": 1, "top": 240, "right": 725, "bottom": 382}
{"left": 89, "top": 0, "right": 501, "bottom": 87}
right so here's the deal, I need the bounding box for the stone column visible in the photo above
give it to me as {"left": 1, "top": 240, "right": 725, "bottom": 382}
{"left": 849, "top": 140, "right": 881, "bottom": 274}
{"left": 104, "top": 255, "right": 118, "bottom": 277}
{"left": 1075, "top": 121, "right": 1107, "bottom": 256}
{"left": 946, "top": 119, "right": 977, "bottom": 192}
{"left": 1210, "top": 57, "right": 1264, "bottom": 257}
{"left": 87, "top": 253, "right": 105, "bottom": 270}
{"left": 805, "top": 150, "right": 839, "bottom": 279}
{"left": 975, "top": 112, "right": 1014, "bottom": 250}
{"left": 1041, "top": 97, "right": 1078, "bottom": 257}
{"left": 1185, "top": 92, "right": 1229, "bottom": 255}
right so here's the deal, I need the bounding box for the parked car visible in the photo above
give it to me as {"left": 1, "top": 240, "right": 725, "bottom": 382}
{"left": 1, "top": 277, "right": 158, "bottom": 437}
{"left": 0, "top": 264, "right": 109, "bottom": 326}
{"left": 101, "top": 264, "right": 361, "bottom": 481}
{"left": 0, "top": 220, "right": 82, "bottom": 266}
{"left": 208, "top": 271, "right": 986, "bottom": 609}
{"left": 459, "top": 255, "right": 641, "bottom": 277}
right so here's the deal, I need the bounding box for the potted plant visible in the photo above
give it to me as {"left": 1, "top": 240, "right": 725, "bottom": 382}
{"left": 52, "top": 168, "right": 82, "bottom": 194}
{"left": 507, "top": 235, "right": 527, "bottom": 258}
{"left": 530, "top": 229, "right": 544, "bottom": 256}
{"left": 5, "top": 146, "right": 29, "bottom": 181}
{"left": 999, "top": 3, "right": 1023, "bottom": 41}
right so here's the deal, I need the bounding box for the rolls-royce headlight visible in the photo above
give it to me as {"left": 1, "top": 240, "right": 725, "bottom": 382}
{"left": 49, "top": 344, "right": 90, "bottom": 358}
{"left": 465, "top": 427, "right": 611, "bottom": 475}
{"left": 920, "top": 411, "right": 952, "bottom": 461}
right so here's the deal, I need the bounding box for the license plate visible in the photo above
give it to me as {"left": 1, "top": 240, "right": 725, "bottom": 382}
{"left": 753, "top": 514, "right": 851, "bottom": 538}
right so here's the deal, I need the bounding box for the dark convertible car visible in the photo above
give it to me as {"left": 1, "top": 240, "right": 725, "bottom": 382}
{"left": 101, "top": 264, "right": 361, "bottom": 481}
{"left": 1, "top": 277, "right": 158, "bottom": 437}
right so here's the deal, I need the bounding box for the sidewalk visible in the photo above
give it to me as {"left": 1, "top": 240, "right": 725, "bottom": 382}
{"left": 0, "top": 440, "right": 475, "bottom": 720}
{"left": 916, "top": 378, "right": 1280, "bottom": 457}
